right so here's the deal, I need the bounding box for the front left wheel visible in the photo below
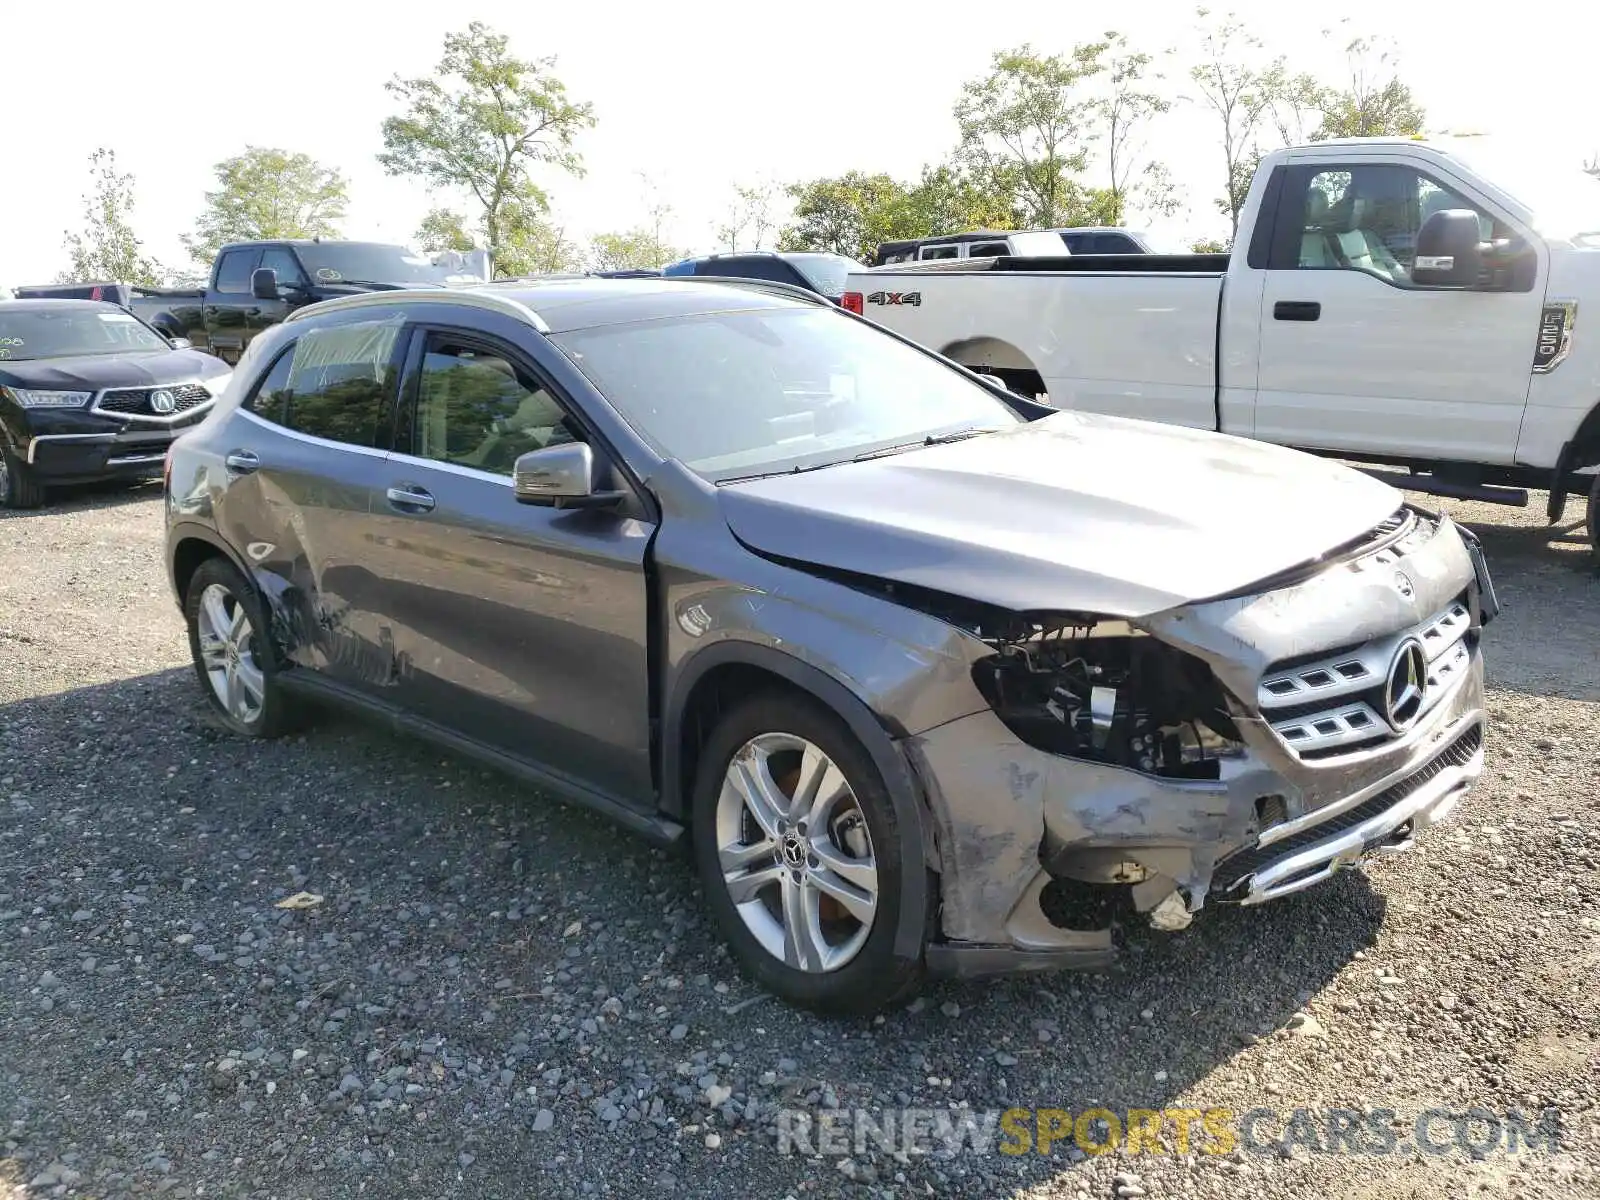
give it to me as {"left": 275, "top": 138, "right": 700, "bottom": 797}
{"left": 0, "top": 441, "right": 46, "bottom": 509}
{"left": 691, "top": 692, "right": 930, "bottom": 1014}
{"left": 183, "top": 557, "right": 296, "bottom": 738}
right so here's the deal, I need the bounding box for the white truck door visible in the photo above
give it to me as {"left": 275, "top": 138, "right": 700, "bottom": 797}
{"left": 1254, "top": 156, "right": 1542, "bottom": 464}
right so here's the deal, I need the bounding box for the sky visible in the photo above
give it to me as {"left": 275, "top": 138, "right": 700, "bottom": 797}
{"left": 2, "top": 0, "right": 1595, "bottom": 286}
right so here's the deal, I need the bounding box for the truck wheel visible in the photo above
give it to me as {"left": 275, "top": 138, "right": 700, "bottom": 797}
{"left": 691, "top": 691, "right": 929, "bottom": 1014}
{"left": 1587, "top": 473, "right": 1600, "bottom": 569}
{"left": 0, "top": 442, "right": 46, "bottom": 509}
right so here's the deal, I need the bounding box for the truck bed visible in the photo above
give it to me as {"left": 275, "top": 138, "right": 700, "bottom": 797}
{"left": 851, "top": 259, "right": 1226, "bottom": 430}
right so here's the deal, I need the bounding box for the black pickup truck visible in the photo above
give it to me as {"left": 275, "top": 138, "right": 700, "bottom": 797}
{"left": 20, "top": 240, "right": 462, "bottom": 365}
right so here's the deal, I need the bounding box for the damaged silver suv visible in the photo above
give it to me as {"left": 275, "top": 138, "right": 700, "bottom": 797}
{"left": 163, "top": 277, "right": 1497, "bottom": 1013}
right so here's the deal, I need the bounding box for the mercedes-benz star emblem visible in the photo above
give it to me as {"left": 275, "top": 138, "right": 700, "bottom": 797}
{"left": 149, "top": 389, "right": 177, "bottom": 414}
{"left": 1383, "top": 638, "right": 1428, "bottom": 730}
{"left": 1393, "top": 571, "right": 1414, "bottom": 599}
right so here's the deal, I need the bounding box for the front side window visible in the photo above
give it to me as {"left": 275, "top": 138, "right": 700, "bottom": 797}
{"left": 410, "top": 336, "right": 579, "bottom": 475}
{"left": 242, "top": 317, "right": 403, "bottom": 447}
{"left": 553, "top": 304, "right": 1024, "bottom": 482}
{"left": 258, "top": 247, "right": 307, "bottom": 288}
{"left": 1292, "top": 164, "right": 1500, "bottom": 283}
{"left": 215, "top": 250, "right": 260, "bottom": 293}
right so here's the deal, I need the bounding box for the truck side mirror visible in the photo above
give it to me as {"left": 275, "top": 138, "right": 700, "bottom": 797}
{"left": 250, "top": 267, "right": 280, "bottom": 301}
{"left": 1412, "top": 210, "right": 1484, "bottom": 288}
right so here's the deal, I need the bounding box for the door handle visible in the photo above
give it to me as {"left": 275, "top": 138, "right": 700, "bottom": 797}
{"left": 224, "top": 449, "right": 259, "bottom": 473}
{"left": 386, "top": 485, "right": 436, "bottom": 513}
{"left": 246, "top": 307, "right": 261, "bottom": 317}
{"left": 1273, "top": 300, "right": 1322, "bottom": 322}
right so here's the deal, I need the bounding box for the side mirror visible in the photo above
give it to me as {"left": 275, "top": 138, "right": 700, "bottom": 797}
{"left": 250, "top": 267, "right": 280, "bottom": 301}
{"left": 1412, "top": 210, "right": 1484, "bottom": 287}
{"left": 167, "top": 336, "right": 193, "bottom": 350}
{"left": 512, "top": 442, "right": 627, "bottom": 510}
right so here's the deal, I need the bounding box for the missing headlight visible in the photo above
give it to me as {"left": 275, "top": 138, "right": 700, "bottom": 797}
{"left": 972, "top": 624, "right": 1244, "bottom": 779}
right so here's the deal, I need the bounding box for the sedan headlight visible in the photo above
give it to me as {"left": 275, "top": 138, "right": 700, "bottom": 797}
{"left": 202, "top": 373, "right": 233, "bottom": 397}
{"left": 7, "top": 388, "right": 94, "bottom": 409}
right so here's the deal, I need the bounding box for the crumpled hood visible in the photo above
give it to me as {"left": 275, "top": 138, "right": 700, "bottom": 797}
{"left": 718, "top": 410, "right": 1403, "bottom": 618}
{"left": 0, "top": 349, "right": 228, "bottom": 392}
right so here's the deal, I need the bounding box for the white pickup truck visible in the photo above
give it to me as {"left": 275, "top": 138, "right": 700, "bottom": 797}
{"left": 843, "top": 136, "right": 1600, "bottom": 560}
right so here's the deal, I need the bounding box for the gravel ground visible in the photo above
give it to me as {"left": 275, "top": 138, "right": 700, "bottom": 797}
{"left": 1, "top": 482, "right": 1597, "bottom": 1200}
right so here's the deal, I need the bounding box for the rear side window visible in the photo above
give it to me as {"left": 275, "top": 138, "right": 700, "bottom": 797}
{"left": 967, "top": 241, "right": 1008, "bottom": 257}
{"left": 241, "top": 317, "right": 404, "bottom": 448}
{"left": 919, "top": 245, "right": 959, "bottom": 260}
{"left": 215, "top": 249, "right": 259, "bottom": 293}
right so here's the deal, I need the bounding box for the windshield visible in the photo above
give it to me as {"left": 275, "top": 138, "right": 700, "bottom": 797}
{"left": 296, "top": 243, "right": 453, "bottom": 286}
{"left": 552, "top": 306, "right": 1024, "bottom": 482}
{"left": 0, "top": 306, "right": 169, "bottom": 360}
{"left": 783, "top": 253, "right": 861, "bottom": 296}
{"left": 1435, "top": 136, "right": 1600, "bottom": 245}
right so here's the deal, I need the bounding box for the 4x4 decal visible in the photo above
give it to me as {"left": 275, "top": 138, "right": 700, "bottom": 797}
{"left": 866, "top": 291, "right": 922, "bottom": 307}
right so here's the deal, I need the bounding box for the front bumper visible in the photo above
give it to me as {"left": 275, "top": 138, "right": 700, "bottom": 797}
{"left": 905, "top": 510, "right": 1490, "bottom": 978}
{"left": 13, "top": 408, "right": 211, "bottom": 484}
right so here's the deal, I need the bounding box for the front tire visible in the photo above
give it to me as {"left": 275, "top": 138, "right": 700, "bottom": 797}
{"left": 1587, "top": 473, "right": 1599, "bottom": 569}
{"left": 0, "top": 441, "right": 46, "bottom": 509}
{"left": 183, "top": 557, "right": 296, "bottom": 737}
{"left": 691, "top": 692, "right": 929, "bottom": 1014}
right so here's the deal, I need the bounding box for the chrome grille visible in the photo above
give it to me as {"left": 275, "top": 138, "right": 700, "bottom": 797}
{"left": 96, "top": 383, "right": 213, "bottom": 417}
{"left": 1258, "top": 598, "right": 1473, "bottom": 758}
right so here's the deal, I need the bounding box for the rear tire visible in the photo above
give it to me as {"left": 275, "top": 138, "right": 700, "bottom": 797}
{"left": 183, "top": 557, "right": 298, "bottom": 738}
{"left": 0, "top": 441, "right": 46, "bottom": 509}
{"left": 691, "top": 691, "right": 930, "bottom": 1015}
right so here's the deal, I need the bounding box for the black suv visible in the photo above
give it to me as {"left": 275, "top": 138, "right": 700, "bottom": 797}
{"left": 661, "top": 251, "right": 862, "bottom": 303}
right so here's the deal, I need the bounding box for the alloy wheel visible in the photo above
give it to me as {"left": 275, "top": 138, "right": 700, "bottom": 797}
{"left": 195, "top": 582, "right": 266, "bottom": 725}
{"left": 714, "top": 732, "right": 879, "bottom": 972}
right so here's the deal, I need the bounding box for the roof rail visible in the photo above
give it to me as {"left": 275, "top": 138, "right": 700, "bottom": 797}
{"left": 282, "top": 287, "right": 550, "bottom": 333}
{"left": 669, "top": 275, "right": 833, "bottom": 307}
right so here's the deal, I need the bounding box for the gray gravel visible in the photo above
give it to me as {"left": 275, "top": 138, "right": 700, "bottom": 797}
{"left": 2, "top": 481, "right": 1597, "bottom": 1200}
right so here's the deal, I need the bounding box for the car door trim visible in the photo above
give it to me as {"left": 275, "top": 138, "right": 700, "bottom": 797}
{"left": 235, "top": 409, "right": 391, "bottom": 459}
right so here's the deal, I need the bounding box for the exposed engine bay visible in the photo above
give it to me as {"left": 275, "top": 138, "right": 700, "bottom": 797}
{"left": 970, "top": 622, "right": 1244, "bottom": 779}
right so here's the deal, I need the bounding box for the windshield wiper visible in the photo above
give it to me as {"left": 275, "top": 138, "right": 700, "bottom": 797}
{"left": 717, "top": 427, "right": 1002, "bottom": 484}
{"left": 850, "top": 426, "right": 1001, "bottom": 463}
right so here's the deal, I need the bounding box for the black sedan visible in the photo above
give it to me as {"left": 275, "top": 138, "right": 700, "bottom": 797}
{"left": 0, "top": 299, "right": 232, "bottom": 508}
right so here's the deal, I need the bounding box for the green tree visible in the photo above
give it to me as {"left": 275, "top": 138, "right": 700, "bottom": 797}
{"left": 716, "top": 183, "right": 777, "bottom": 253}
{"left": 58, "top": 148, "right": 165, "bottom": 285}
{"left": 1191, "top": 237, "right": 1230, "bottom": 253}
{"left": 1307, "top": 35, "right": 1425, "bottom": 140}
{"left": 379, "top": 22, "right": 595, "bottom": 269}
{"left": 414, "top": 208, "right": 477, "bottom": 253}
{"left": 777, "top": 172, "right": 909, "bottom": 261}
{"left": 183, "top": 147, "right": 347, "bottom": 264}
{"left": 590, "top": 198, "right": 683, "bottom": 271}
{"left": 497, "top": 201, "right": 586, "bottom": 275}
{"left": 1187, "top": 8, "right": 1277, "bottom": 237}
{"left": 1090, "top": 32, "right": 1172, "bottom": 225}
{"left": 954, "top": 43, "right": 1109, "bottom": 227}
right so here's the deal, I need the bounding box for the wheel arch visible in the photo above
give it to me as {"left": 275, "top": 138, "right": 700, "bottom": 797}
{"left": 1547, "top": 399, "right": 1600, "bottom": 521}
{"left": 661, "top": 640, "right": 932, "bottom": 963}
{"left": 168, "top": 523, "right": 252, "bottom": 608}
